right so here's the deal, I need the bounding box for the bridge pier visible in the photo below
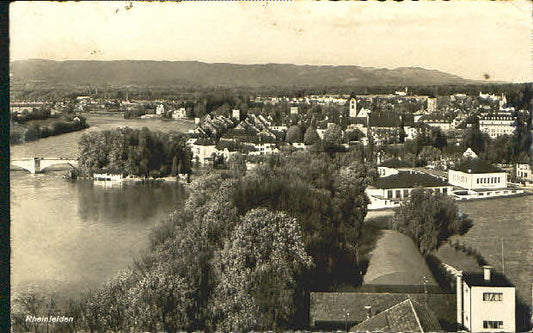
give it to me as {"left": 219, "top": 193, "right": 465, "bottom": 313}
{"left": 11, "top": 157, "right": 78, "bottom": 174}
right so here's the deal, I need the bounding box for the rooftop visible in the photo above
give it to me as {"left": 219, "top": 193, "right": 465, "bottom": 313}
{"left": 370, "top": 171, "right": 448, "bottom": 189}
{"left": 310, "top": 292, "right": 455, "bottom": 325}
{"left": 368, "top": 112, "right": 414, "bottom": 128}
{"left": 463, "top": 271, "right": 514, "bottom": 288}
{"left": 451, "top": 158, "right": 503, "bottom": 174}
{"left": 350, "top": 298, "right": 442, "bottom": 333}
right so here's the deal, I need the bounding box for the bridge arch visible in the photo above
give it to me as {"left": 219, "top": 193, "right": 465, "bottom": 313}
{"left": 11, "top": 157, "right": 78, "bottom": 174}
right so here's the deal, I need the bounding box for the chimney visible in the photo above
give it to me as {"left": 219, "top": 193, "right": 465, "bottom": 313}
{"left": 483, "top": 265, "right": 492, "bottom": 282}
{"left": 364, "top": 306, "right": 372, "bottom": 319}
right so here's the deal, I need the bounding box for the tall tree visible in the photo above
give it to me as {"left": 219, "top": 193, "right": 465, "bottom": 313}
{"left": 211, "top": 208, "right": 313, "bottom": 332}
{"left": 390, "top": 190, "right": 471, "bottom": 255}
{"left": 303, "top": 126, "right": 321, "bottom": 145}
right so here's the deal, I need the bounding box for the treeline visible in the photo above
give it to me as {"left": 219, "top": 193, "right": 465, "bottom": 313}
{"left": 11, "top": 82, "right": 533, "bottom": 109}
{"left": 9, "top": 114, "right": 89, "bottom": 144}
{"left": 78, "top": 127, "right": 192, "bottom": 178}
{"left": 13, "top": 150, "right": 373, "bottom": 332}
{"left": 11, "top": 107, "right": 52, "bottom": 123}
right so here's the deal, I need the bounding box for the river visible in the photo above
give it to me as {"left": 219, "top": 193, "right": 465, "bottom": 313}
{"left": 11, "top": 113, "right": 194, "bottom": 299}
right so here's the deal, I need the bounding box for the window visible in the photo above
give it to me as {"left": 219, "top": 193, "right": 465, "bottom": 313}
{"left": 483, "top": 292, "right": 503, "bottom": 301}
{"left": 387, "top": 190, "right": 393, "bottom": 198}
{"left": 483, "top": 321, "right": 503, "bottom": 329}
{"left": 443, "top": 188, "right": 448, "bottom": 194}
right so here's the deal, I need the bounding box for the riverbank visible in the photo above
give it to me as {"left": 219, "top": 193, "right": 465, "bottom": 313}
{"left": 10, "top": 114, "right": 89, "bottom": 144}
{"left": 10, "top": 113, "right": 196, "bottom": 160}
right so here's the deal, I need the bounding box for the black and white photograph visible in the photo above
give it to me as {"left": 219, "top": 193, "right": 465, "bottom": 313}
{"left": 7, "top": 1, "right": 533, "bottom": 332}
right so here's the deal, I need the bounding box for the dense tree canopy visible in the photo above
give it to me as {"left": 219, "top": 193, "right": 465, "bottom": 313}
{"left": 211, "top": 208, "right": 312, "bottom": 332}
{"left": 303, "top": 126, "right": 321, "bottom": 145}
{"left": 14, "top": 150, "right": 372, "bottom": 332}
{"left": 390, "top": 189, "right": 472, "bottom": 255}
{"left": 78, "top": 127, "right": 192, "bottom": 177}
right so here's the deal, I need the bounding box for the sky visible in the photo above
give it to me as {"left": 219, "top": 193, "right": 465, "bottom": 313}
{"left": 10, "top": 1, "right": 533, "bottom": 83}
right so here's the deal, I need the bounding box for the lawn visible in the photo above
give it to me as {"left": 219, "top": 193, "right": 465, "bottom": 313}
{"left": 452, "top": 196, "right": 533, "bottom": 306}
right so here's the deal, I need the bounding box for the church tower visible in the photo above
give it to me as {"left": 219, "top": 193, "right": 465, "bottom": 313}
{"left": 349, "top": 97, "right": 357, "bottom": 117}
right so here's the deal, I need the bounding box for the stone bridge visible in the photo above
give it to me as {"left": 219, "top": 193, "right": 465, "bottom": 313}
{"left": 10, "top": 157, "right": 78, "bottom": 174}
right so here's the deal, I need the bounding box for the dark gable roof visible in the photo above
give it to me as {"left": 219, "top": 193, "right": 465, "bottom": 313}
{"left": 371, "top": 171, "right": 448, "bottom": 189}
{"left": 310, "top": 292, "right": 455, "bottom": 325}
{"left": 351, "top": 298, "right": 442, "bottom": 333}
{"left": 368, "top": 112, "right": 414, "bottom": 128}
{"left": 452, "top": 158, "right": 503, "bottom": 174}
{"left": 193, "top": 137, "right": 216, "bottom": 146}
{"left": 463, "top": 271, "right": 514, "bottom": 288}
{"left": 368, "top": 112, "right": 402, "bottom": 128}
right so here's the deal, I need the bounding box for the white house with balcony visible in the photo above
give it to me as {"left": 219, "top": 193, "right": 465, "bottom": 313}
{"left": 456, "top": 266, "right": 515, "bottom": 332}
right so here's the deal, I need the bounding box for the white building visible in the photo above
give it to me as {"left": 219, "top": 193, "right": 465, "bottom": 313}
{"left": 155, "top": 104, "right": 165, "bottom": 115}
{"left": 479, "top": 116, "right": 516, "bottom": 139}
{"left": 270, "top": 125, "right": 288, "bottom": 132}
{"left": 457, "top": 266, "right": 515, "bottom": 332}
{"left": 427, "top": 98, "right": 437, "bottom": 113}
{"left": 248, "top": 143, "right": 278, "bottom": 156}
{"left": 448, "top": 159, "right": 507, "bottom": 190}
{"left": 191, "top": 141, "right": 218, "bottom": 165}
{"left": 377, "top": 166, "right": 400, "bottom": 177}
{"left": 515, "top": 163, "right": 533, "bottom": 182}
{"left": 290, "top": 106, "right": 299, "bottom": 115}
{"left": 366, "top": 170, "right": 453, "bottom": 210}
{"left": 93, "top": 173, "right": 123, "bottom": 182}
{"left": 403, "top": 126, "right": 419, "bottom": 141}
{"left": 232, "top": 109, "right": 240, "bottom": 119}
{"left": 172, "top": 108, "right": 187, "bottom": 119}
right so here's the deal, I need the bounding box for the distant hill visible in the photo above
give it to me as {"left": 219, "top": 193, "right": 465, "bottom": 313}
{"left": 10, "top": 59, "right": 476, "bottom": 88}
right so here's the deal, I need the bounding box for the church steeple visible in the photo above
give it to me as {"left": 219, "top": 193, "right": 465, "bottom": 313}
{"left": 349, "top": 96, "right": 357, "bottom": 117}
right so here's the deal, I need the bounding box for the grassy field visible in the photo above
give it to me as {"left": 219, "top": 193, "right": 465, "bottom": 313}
{"left": 435, "top": 243, "right": 481, "bottom": 272}
{"left": 451, "top": 196, "right": 533, "bottom": 305}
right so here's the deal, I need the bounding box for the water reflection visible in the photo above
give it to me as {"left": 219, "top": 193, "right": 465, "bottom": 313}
{"left": 11, "top": 171, "right": 185, "bottom": 298}
{"left": 77, "top": 181, "right": 185, "bottom": 223}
